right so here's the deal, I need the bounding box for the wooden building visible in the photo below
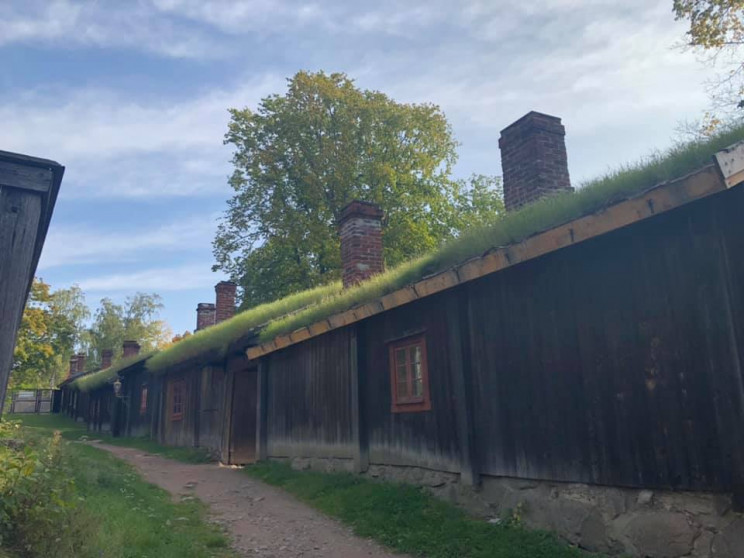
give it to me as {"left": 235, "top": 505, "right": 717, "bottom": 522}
{"left": 58, "top": 114, "right": 744, "bottom": 556}
{"left": 0, "top": 150, "right": 63, "bottom": 412}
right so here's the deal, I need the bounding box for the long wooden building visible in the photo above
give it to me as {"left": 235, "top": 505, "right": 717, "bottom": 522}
{"left": 60, "top": 113, "right": 744, "bottom": 557}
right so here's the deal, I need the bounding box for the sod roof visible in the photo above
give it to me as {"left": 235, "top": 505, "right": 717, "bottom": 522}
{"left": 70, "top": 352, "right": 152, "bottom": 392}
{"left": 144, "top": 124, "right": 744, "bottom": 374}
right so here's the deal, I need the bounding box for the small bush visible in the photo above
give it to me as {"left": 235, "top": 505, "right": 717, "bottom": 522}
{"left": 0, "top": 420, "right": 97, "bottom": 558}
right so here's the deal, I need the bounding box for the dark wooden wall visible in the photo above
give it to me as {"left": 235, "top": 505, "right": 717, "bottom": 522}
{"left": 361, "top": 296, "right": 462, "bottom": 472}
{"left": 467, "top": 186, "right": 744, "bottom": 491}
{"left": 122, "top": 365, "right": 151, "bottom": 438}
{"left": 198, "top": 364, "right": 227, "bottom": 454}
{"left": 160, "top": 369, "right": 199, "bottom": 448}
{"left": 265, "top": 327, "right": 355, "bottom": 458}
{"left": 253, "top": 185, "right": 744, "bottom": 494}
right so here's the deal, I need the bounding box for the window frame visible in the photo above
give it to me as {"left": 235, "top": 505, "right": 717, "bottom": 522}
{"left": 388, "top": 334, "right": 431, "bottom": 413}
{"left": 170, "top": 380, "right": 186, "bottom": 421}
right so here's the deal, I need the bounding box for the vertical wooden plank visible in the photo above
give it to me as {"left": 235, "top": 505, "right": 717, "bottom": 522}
{"left": 448, "top": 290, "right": 479, "bottom": 486}
{"left": 219, "top": 367, "right": 235, "bottom": 463}
{"left": 256, "top": 358, "right": 269, "bottom": 461}
{"left": 350, "top": 325, "right": 369, "bottom": 472}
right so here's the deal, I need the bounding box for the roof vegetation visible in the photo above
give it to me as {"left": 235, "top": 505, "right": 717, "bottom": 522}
{"left": 146, "top": 124, "right": 744, "bottom": 370}
{"left": 72, "top": 352, "right": 152, "bottom": 392}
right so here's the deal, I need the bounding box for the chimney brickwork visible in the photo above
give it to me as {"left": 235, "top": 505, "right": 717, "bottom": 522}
{"left": 101, "top": 349, "right": 113, "bottom": 370}
{"left": 215, "top": 282, "right": 237, "bottom": 324}
{"left": 76, "top": 353, "right": 86, "bottom": 374}
{"left": 499, "top": 111, "right": 572, "bottom": 211}
{"left": 196, "top": 302, "right": 216, "bottom": 331}
{"left": 338, "top": 201, "right": 384, "bottom": 288}
{"left": 68, "top": 355, "right": 78, "bottom": 378}
{"left": 122, "top": 340, "right": 141, "bottom": 359}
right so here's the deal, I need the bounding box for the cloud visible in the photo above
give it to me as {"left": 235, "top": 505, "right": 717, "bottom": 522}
{"left": 77, "top": 263, "right": 222, "bottom": 292}
{"left": 39, "top": 214, "right": 221, "bottom": 269}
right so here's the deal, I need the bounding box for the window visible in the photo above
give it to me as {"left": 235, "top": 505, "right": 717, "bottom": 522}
{"left": 388, "top": 334, "right": 431, "bottom": 413}
{"left": 140, "top": 385, "right": 148, "bottom": 416}
{"left": 171, "top": 381, "right": 185, "bottom": 421}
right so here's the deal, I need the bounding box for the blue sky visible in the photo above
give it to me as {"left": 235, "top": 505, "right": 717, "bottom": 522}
{"left": 0, "top": 0, "right": 720, "bottom": 336}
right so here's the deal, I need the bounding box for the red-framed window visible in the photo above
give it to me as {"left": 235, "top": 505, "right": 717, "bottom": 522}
{"left": 171, "top": 380, "right": 185, "bottom": 421}
{"left": 388, "top": 334, "right": 431, "bottom": 413}
{"left": 140, "top": 385, "right": 148, "bottom": 416}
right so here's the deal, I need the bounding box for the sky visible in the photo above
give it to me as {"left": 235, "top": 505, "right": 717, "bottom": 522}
{"left": 0, "top": 0, "right": 721, "bottom": 336}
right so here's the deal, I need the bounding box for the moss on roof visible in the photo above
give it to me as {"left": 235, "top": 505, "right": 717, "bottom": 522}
{"left": 145, "top": 281, "right": 342, "bottom": 373}
{"left": 72, "top": 352, "right": 152, "bottom": 392}
{"left": 147, "top": 124, "right": 744, "bottom": 370}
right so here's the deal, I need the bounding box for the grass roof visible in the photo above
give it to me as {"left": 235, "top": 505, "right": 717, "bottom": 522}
{"left": 147, "top": 124, "right": 744, "bottom": 370}
{"left": 72, "top": 352, "right": 152, "bottom": 392}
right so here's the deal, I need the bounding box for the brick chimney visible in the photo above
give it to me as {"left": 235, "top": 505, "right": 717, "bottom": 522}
{"left": 338, "top": 201, "right": 384, "bottom": 288}
{"left": 76, "top": 352, "right": 86, "bottom": 374}
{"left": 122, "top": 340, "right": 141, "bottom": 359}
{"left": 68, "top": 355, "right": 78, "bottom": 378}
{"left": 196, "top": 302, "right": 216, "bottom": 331}
{"left": 499, "top": 111, "right": 572, "bottom": 211}
{"left": 101, "top": 349, "right": 113, "bottom": 370}
{"left": 215, "top": 282, "right": 236, "bottom": 324}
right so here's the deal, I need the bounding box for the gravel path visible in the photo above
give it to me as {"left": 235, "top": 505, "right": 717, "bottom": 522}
{"left": 91, "top": 443, "right": 402, "bottom": 558}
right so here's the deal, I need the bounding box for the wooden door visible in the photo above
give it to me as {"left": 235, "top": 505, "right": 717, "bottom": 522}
{"left": 229, "top": 368, "right": 258, "bottom": 464}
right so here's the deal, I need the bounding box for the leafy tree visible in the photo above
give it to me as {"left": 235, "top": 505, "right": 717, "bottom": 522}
{"left": 86, "top": 293, "right": 168, "bottom": 368}
{"left": 10, "top": 280, "right": 89, "bottom": 390}
{"left": 214, "top": 71, "right": 504, "bottom": 308}
{"left": 674, "top": 0, "right": 744, "bottom": 112}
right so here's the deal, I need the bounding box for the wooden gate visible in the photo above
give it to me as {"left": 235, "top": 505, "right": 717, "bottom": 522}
{"left": 228, "top": 368, "right": 258, "bottom": 464}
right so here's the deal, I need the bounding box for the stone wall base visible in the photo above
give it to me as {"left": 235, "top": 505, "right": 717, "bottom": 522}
{"left": 277, "top": 457, "right": 743, "bottom": 557}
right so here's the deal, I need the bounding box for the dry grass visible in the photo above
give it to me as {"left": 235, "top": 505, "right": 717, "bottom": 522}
{"left": 72, "top": 353, "right": 153, "bottom": 392}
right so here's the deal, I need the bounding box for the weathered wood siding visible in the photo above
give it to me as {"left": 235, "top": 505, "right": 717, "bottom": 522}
{"left": 0, "top": 184, "right": 42, "bottom": 407}
{"left": 122, "top": 365, "right": 152, "bottom": 438}
{"left": 198, "top": 364, "right": 228, "bottom": 454}
{"left": 266, "top": 327, "right": 355, "bottom": 458}
{"left": 361, "top": 296, "right": 462, "bottom": 472}
{"left": 161, "top": 369, "right": 199, "bottom": 448}
{"left": 468, "top": 187, "right": 744, "bottom": 491}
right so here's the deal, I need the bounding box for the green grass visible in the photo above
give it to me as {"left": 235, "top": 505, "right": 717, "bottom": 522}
{"left": 70, "top": 352, "right": 153, "bottom": 391}
{"left": 132, "top": 123, "right": 744, "bottom": 366}
{"left": 9, "top": 414, "right": 212, "bottom": 463}
{"left": 13, "top": 417, "right": 234, "bottom": 558}
{"left": 146, "top": 280, "right": 342, "bottom": 373}
{"left": 245, "top": 461, "right": 591, "bottom": 558}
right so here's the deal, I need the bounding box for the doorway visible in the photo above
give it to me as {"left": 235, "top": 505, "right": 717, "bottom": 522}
{"left": 228, "top": 368, "right": 258, "bottom": 464}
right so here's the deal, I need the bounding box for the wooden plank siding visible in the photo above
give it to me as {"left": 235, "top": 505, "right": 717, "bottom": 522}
{"left": 249, "top": 184, "right": 744, "bottom": 494}
{"left": 361, "top": 295, "right": 462, "bottom": 472}
{"left": 467, "top": 188, "right": 744, "bottom": 491}
{"left": 265, "top": 327, "right": 355, "bottom": 459}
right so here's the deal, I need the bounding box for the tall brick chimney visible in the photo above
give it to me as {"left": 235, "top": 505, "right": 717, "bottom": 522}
{"left": 196, "top": 302, "right": 216, "bottom": 331}
{"left": 101, "top": 349, "right": 113, "bottom": 370}
{"left": 68, "top": 355, "right": 78, "bottom": 378}
{"left": 122, "top": 340, "right": 141, "bottom": 359}
{"left": 76, "top": 353, "right": 86, "bottom": 374}
{"left": 215, "top": 282, "right": 236, "bottom": 324}
{"left": 338, "top": 201, "right": 384, "bottom": 288}
{"left": 499, "top": 111, "right": 572, "bottom": 211}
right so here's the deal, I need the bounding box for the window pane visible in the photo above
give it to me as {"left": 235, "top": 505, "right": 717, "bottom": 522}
{"left": 395, "top": 348, "right": 407, "bottom": 367}
{"left": 396, "top": 364, "right": 409, "bottom": 398}
{"left": 409, "top": 346, "right": 421, "bottom": 365}
{"left": 411, "top": 346, "right": 423, "bottom": 397}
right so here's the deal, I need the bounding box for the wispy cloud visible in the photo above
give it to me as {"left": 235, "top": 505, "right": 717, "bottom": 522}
{"left": 77, "top": 263, "right": 222, "bottom": 292}
{"left": 39, "top": 214, "right": 221, "bottom": 269}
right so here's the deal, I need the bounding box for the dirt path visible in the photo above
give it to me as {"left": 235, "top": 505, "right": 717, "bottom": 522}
{"left": 91, "top": 443, "right": 401, "bottom": 558}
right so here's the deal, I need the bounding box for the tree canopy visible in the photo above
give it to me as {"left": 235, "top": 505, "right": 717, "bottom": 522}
{"left": 214, "top": 71, "right": 504, "bottom": 308}
{"left": 674, "top": 0, "right": 744, "bottom": 112}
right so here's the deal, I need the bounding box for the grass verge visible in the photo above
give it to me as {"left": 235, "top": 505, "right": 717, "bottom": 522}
{"left": 244, "top": 461, "right": 592, "bottom": 558}
{"left": 10, "top": 414, "right": 212, "bottom": 463}
{"left": 7, "top": 415, "right": 233, "bottom": 558}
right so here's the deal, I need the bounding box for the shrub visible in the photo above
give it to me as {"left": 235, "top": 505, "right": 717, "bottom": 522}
{"left": 0, "top": 421, "right": 96, "bottom": 558}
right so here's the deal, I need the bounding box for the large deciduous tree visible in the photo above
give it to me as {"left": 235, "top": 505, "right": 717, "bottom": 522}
{"left": 674, "top": 0, "right": 744, "bottom": 114}
{"left": 10, "top": 280, "right": 89, "bottom": 390}
{"left": 214, "top": 71, "right": 503, "bottom": 308}
{"left": 86, "top": 293, "right": 168, "bottom": 367}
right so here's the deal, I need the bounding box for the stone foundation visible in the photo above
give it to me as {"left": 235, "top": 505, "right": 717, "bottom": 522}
{"left": 279, "top": 457, "right": 743, "bottom": 557}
